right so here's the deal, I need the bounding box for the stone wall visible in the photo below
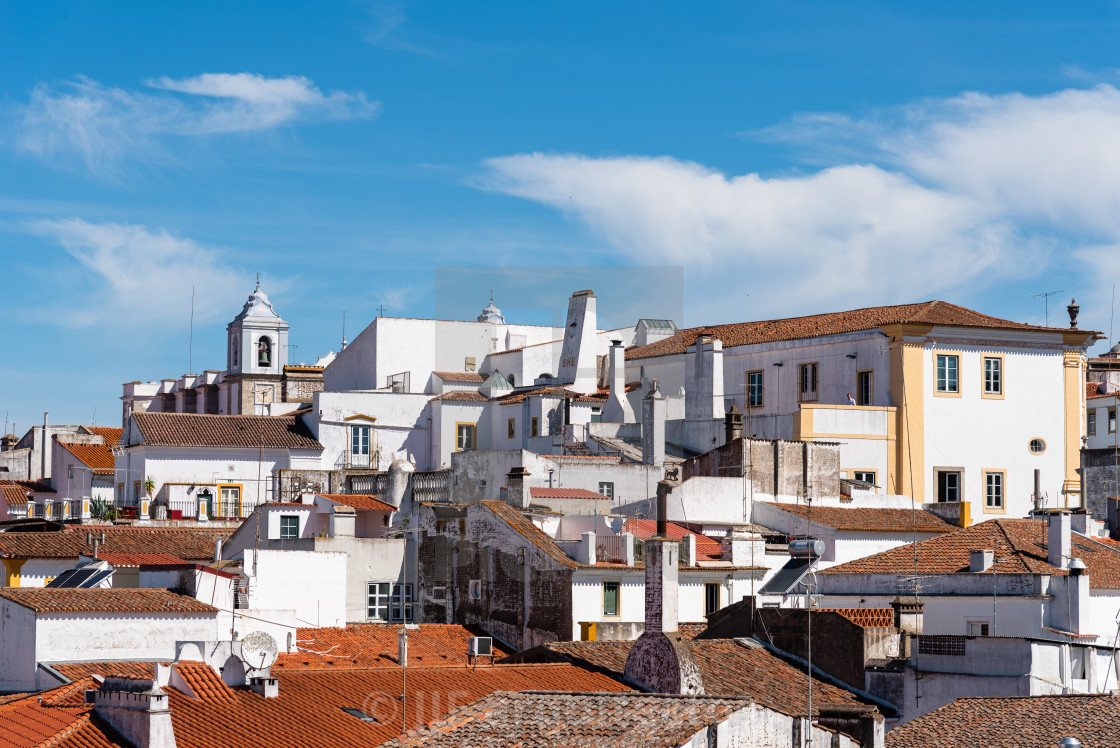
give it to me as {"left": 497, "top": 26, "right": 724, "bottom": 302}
{"left": 1082, "top": 448, "right": 1120, "bottom": 520}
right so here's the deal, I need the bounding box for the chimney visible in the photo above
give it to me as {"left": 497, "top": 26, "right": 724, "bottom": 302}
{"left": 506, "top": 466, "right": 530, "bottom": 509}
{"left": 0, "top": 433, "right": 16, "bottom": 452}
{"left": 969, "top": 549, "right": 993, "bottom": 572}
{"left": 89, "top": 677, "right": 176, "bottom": 748}
{"left": 1071, "top": 509, "right": 1092, "bottom": 536}
{"left": 214, "top": 537, "right": 222, "bottom": 563}
{"left": 557, "top": 290, "right": 599, "bottom": 394}
{"left": 1049, "top": 511, "right": 1072, "bottom": 569}
{"left": 622, "top": 481, "right": 704, "bottom": 695}
{"left": 685, "top": 334, "right": 724, "bottom": 422}
{"left": 642, "top": 380, "right": 666, "bottom": 467}
{"left": 603, "top": 340, "right": 635, "bottom": 423}
{"left": 330, "top": 506, "right": 356, "bottom": 538}
{"left": 724, "top": 405, "right": 743, "bottom": 445}
{"left": 249, "top": 676, "right": 279, "bottom": 698}
{"left": 890, "top": 596, "right": 924, "bottom": 635}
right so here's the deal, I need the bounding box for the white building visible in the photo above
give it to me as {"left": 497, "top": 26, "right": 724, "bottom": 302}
{"left": 114, "top": 410, "right": 324, "bottom": 515}
{"left": 0, "top": 587, "right": 219, "bottom": 692}
{"left": 816, "top": 511, "right": 1120, "bottom": 643}
{"left": 626, "top": 301, "right": 1098, "bottom": 519}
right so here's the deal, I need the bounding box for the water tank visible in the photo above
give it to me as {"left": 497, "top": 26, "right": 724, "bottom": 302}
{"left": 788, "top": 538, "right": 826, "bottom": 558}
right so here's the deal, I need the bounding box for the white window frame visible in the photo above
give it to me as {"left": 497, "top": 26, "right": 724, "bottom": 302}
{"left": 799, "top": 363, "right": 819, "bottom": 403}
{"left": 984, "top": 471, "right": 1004, "bottom": 510}
{"left": 936, "top": 354, "right": 959, "bottom": 393}
{"left": 367, "top": 582, "right": 391, "bottom": 621}
{"left": 598, "top": 482, "right": 614, "bottom": 500}
{"left": 391, "top": 583, "right": 414, "bottom": 622}
{"left": 983, "top": 356, "right": 1002, "bottom": 395}
{"left": 456, "top": 423, "right": 476, "bottom": 452}
{"left": 747, "top": 370, "right": 764, "bottom": 409}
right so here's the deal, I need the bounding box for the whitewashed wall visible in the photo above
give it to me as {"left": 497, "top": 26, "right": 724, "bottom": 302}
{"left": 242, "top": 548, "right": 347, "bottom": 628}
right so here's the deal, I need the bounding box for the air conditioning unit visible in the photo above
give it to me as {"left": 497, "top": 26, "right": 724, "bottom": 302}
{"left": 468, "top": 636, "right": 492, "bottom": 657}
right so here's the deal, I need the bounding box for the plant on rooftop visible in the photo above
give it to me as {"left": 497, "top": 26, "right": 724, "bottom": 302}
{"left": 142, "top": 476, "right": 156, "bottom": 497}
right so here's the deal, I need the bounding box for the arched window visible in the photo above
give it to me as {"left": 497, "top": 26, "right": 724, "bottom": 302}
{"left": 232, "top": 337, "right": 239, "bottom": 367}
{"left": 258, "top": 336, "right": 272, "bottom": 366}
{"left": 508, "top": 373, "right": 515, "bottom": 387}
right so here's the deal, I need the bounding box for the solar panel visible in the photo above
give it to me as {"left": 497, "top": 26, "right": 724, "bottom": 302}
{"left": 46, "top": 562, "right": 114, "bottom": 588}
{"left": 759, "top": 557, "right": 815, "bottom": 595}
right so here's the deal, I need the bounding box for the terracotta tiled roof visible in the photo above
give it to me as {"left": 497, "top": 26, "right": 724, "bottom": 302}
{"left": 524, "top": 638, "right": 874, "bottom": 717}
{"left": 318, "top": 494, "right": 397, "bottom": 512}
{"left": 0, "top": 526, "right": 232, "bottom": 562}
{"left": 432, "top": 371, "right": 486, "bottom": 383}
{"left": 49, "top": 660, "right": 630, "bottom": 748}
{"left": 57, "top": 440, "right": 116, "bottom": 474}
{"left": 0, "top": 687, "right": 125, "bottom": 748}
{"left": 763, "top": 503, "right": 959, "bottom": 533}
{"left": 0, "top": 587, "right": 217, "bottom": 614}
{"left": 824, "top": 518, "right": 1120, "bottom": 587}
{"left": 276, "top": 624, "right": 509, "bottom": 670}
{"left": 627, "top": 300, "right": 1078, "bottom": 360}
{"left": 623, "top": 519, "right": 724, "bottom": 561}
{"left": 84, "top": 426, "right": 124, "bottom": 446}
{"left": 428, "top": 390, "right": 488, "bottom": 402}
{"left": 497, "top": 386, "right": 601, "bottom": 405}
{"left": 1, "top": 485, "right": 29, "bottom": 508}
{"left": 380, "top": 690, "right": 757, "bottom": 747}
{"left": 886, "top": 693, "right": 1120, "bottom": 747}
{"left": 529, "top": 487, "right": 609, "bottom": 500}
{"left": 131, "top": 412, "right": 322, "bottom": 450}
{"left": 97, "top": 552, "right": 189, "bottom": 567}
{"left": 51, "top": 661, "right": 167, "bottom": 682}
{"left": 480, "top": 500, "right": 579, "bottom": 568}
{"left": 0, "top": 479, "right": 55, "bottom": 494}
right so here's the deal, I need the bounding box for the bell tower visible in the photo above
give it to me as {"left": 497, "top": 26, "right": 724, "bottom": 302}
{"left": 225, "top": 277, "right": 289, "bottom": 414}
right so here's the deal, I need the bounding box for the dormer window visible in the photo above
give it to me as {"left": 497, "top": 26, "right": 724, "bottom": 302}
{"left": 258, "top": 336, "right": 272, "bottom": 367}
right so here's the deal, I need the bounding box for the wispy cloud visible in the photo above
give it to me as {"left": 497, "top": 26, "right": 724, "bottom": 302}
{"left": 27, "top": 218, "right": 246, "bottom": 331}
{"left": 17, "top": 73, "right": 379, "bottom": 177}
{"left": 361, "top": 1, "right": 447, "bottom": 58}
{"left": 479, "top": 85, "right": 1120, "bottom": 332}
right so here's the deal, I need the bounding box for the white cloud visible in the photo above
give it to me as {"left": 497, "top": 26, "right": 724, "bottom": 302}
{"left": 480, "top": 85, "right": 1120, "bottom": 325}
{"left": 17, "top": 74, "right": 378, "bottom": 177}
{"left": 27, "top": 218, "right": 245, "bottom": 331}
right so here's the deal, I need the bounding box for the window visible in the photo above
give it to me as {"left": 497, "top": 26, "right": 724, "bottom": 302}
{"left": 508, "top": 418, "right": 516, "bottom": 439}
{"left": 984, "top": 471, "right": 1004, "bottom": 509}
{"left": 1111, "top": 408, "right": 1117, "bottom": 434}
{"left": 603, "top": 581, "right": 620, "bottom": 617}
{"left": 350, "top": 425, "right": 372, "bottom": 468}
{"left": 857, "top": 370, "right": 873, "bottom": 406}
{"left": 1089, "top": 411, "right": 1098, "bottom": 436}
{"left": 591, "top": 407, "right": 602, "bottom": 423}
{"left": 704, "top": 582, "right": 721, "bottom": 617}
{"left": 116, "top": 484, "right": 124, "bottom": 504}
{"left": 936, "top": 470, "right": 961, "bottom": 503}
{"left": 747, "top": 370, "right": 764, "bottom": 408}
{"left": 1029, "top": 438, "right": 1046, "bottom": 455}
{"left": 456, "top": 423, "right": 476, "bottom": 451}
{"left": 218, "top": 485, "right": 241, "bottom": 518}
{"left": 386, "top": 372, "right": 410, "bottom": 393}
{"left": 967, "top": 621, "right": 990, "bottom": 636}
{"left": 391, "top": 583, "right": 414, "bottom": 622}
{"left": 598, "top": 482, "right": 614, "bottom": 499}
{"left": 936, "top": 355, "right": 959, "bottom": 393}
{"left": 853, "top": 470, "right": 877, "bottom": 485}
{"left": 983, "top": 356, "right": 1002, "bottom": 395}
{"left": 232, "top": 336, "right": 239, "bottom": 368}
{"left": 367, "top": 582, "right": 390, "bottom": 621}
{"left": 531, "top": 417, "right": 539, "bottom": 437}
{"left": 799, "top": 363, "right": 818, "bottom": 403}
{"left": 279, "top": 515, "right": 299, "bottom": 539}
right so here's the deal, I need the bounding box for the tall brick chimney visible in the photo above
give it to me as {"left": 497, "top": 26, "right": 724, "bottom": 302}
{"left": 623, "top": 481, "right": 704, "bottom": 694}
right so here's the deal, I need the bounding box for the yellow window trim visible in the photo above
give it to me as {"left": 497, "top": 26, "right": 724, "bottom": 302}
{"left": 981, "top": 468, "right": 1007, "bottom": 514}
{"left": 981, "top": 353, "right": 1005, "bottom": 400}
{"left": 455, "top": 421, "right": 477, "bottom": 452}
{"left": 933, "top": 350, "right": 963, "bottom": 398}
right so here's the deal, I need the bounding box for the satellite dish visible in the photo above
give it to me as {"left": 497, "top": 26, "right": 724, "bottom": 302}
{"left": 239, "top": 631, "right": 279, "bottom": 670}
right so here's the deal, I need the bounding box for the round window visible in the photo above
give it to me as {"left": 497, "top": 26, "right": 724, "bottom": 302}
{"left": 1029, "top": 438, "right": 1046, "bottom": 455}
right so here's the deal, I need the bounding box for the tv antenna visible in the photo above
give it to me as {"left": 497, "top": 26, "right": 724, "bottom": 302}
{"left": 1031, "top": 290, "right": 1064, "bottom": 326}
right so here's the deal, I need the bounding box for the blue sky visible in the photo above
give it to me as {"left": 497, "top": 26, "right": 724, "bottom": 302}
{"left": 3, "top": 1, "right": 1120, "bottom": 431}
